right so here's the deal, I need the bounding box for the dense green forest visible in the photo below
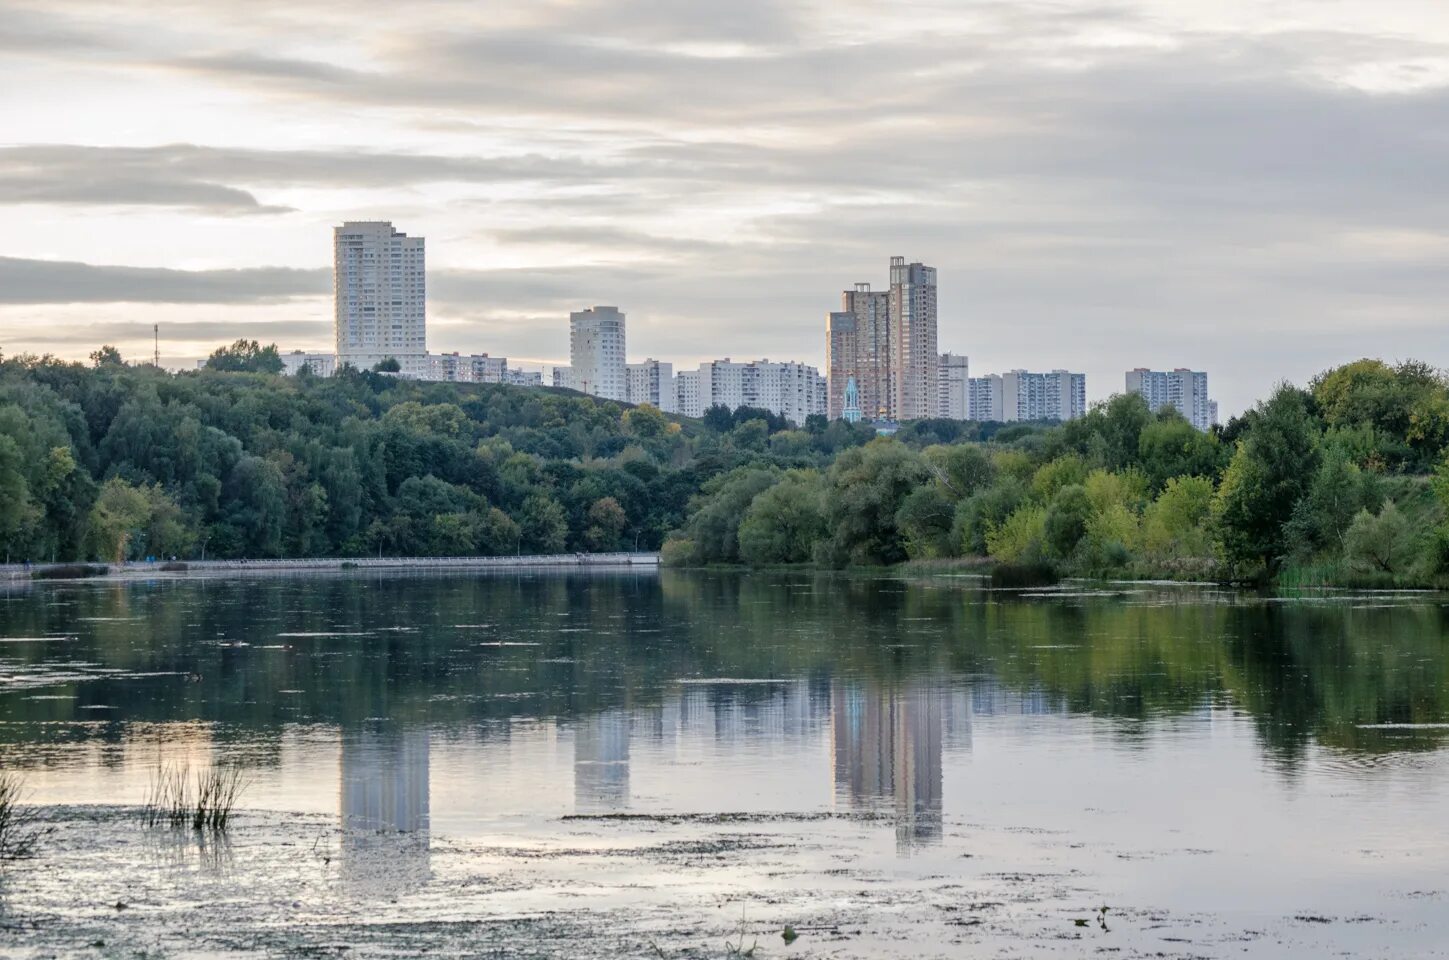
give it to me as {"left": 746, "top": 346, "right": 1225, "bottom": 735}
{"left": 667, "top": 358, "right": 1449, "bottom": 588}
{"left": 0, "top": 343, "right": 883, "bottom": 564}
{"left": 3, "top": 344, "right": 1448, "bottom": 587}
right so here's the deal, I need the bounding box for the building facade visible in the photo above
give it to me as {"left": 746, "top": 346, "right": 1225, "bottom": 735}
{"left": 889, "top": 257, "right": 939, "bottom": 421}
{"left": 675, "top": 359, "right": 826, "bottom": 425}
{"left": 626, "top": 359, "right": 677, "bottom": 413}
{"left": 425, "top": 352, "right": 506, "bottom": 383}
{"left": 281, "top": 351, "right": 337, "bottom": 377}
{"left": 334, "top": 221, "right": 427, "bottom": 374}
{"left": 937, "top": 353, "right": 969, "bottom": 419}
{"left": 675, "top": 369, "right": 701, "bottom": 418}
{"left": 825, "top": 259, "right": 936, "bottom": 422}
{"left": 569, "top": 306, "right": 627, "bottom": 401}
{"left": 1125, "top": 368, "right": 1215, "bottom": 431}
{"left": 1001, "top": 369, "right": 1087, "bottom": 422}
{"left": 967, "top": 375, "right": 1003, "bottom": 422}
{"left": 504, "top": 368, "right": 543, "bottom": 387}
{"left": 826, "top": 310, "right": 859, "bottom": 420}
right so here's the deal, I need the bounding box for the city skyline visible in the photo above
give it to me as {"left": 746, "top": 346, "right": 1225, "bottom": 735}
{"left": 4, "top": 1, "right": 1447, "bottom": 417}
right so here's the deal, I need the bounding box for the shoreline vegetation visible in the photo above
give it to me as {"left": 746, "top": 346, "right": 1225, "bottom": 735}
{"left": 3, "top": 345, "right": 1448, "bottom": 590}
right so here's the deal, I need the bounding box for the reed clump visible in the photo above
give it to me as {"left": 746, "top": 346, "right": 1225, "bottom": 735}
{"left": 0, "top": 770, "right": 49, "bottom": 862}
{"left": 143, "top": 763, "right": 248, "bottom": 831}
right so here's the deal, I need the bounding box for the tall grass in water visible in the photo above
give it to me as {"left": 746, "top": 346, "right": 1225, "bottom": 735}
{"left": 0, "top": 770, "right": 48, "bottom": 862}
{"left": 143, "top": 763, "right": 248, "bottom": 831}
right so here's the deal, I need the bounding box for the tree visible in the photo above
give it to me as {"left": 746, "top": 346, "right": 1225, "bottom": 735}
{"left": 1344, "top": 502, "right": 1417, "bottom": 575}
{"left": 1031, "top": 455, "right": 1089, "bottom": 503}
{"left": 1137, "top": 415, "right": 1225, "bottom": 490}
{"left": 1043, "top": 485, "right": 1093, "bottom": 559}
{"left": 1283, "top": 450, "right": 1368, "bottom": 557}
{"left": 822, "top": 440, "right": 928, "bottom": 565}
{"left": 923, "top": 444, "right": 995, "bottom": 501}
{"left": 622, "top": 404, "right": 668, "bottom": 439}
{"left": 738, "top": 472, "right": 826, "bottom": 565}
{"left": 204, "top": 339, "right": 284, "bottom": 374}
{"left": 895, "top": 485, "right": 956, "bottom": 559}
{"left": 1214, "top": 386, "right": 1322, "bottom": 573}
{"left": 1312, "top": 359, "right": 1449, "bottom": 469}
{"left": 373, "top": 357, "right": 402, "bottom": 374}
{"left": 986, "top": 505, "right": 1048, "bottom": 564}
{"left": 86, "top": 477, "right": 150, "bottom": 562}
{"left": 953, "top": 482, "right": 1025, "bottom": 556}
{"left": 1142, "top": 476, "right": 1215, "bottom": 560}
{"left": 83, "top": 478, "right": 190, "bottom": 562}
{"left": 702, "top": 404, "right": 735, "bottom": 433}
{"left": 584, "top": 496, "right": 627, "bottom": 551}
{"left": 89, "top": 345, "right": 124, "bottom": 367}
{"left": 1058, "top": 393, "right": 1153, "bottom": 469}
{"left": 680, "top": 468, "right": 780, "bottom": 563}
{"left": 518, "top": 494, "right": 567, "bottom": 553}
{"left": 476, "top": 507, "right": 521, "bottom": 556}
{"left": 0, "top": 436, "right": 38, "bottom": 557}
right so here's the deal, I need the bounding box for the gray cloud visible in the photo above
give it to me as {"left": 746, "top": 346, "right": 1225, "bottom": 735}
{"left": 0, "top": 318, "right": 330, "bottom": 348}
{"left": 4, "top": 0, "right": 1449, "bottom": 412}
{"left": 0, "top": 257, "right": 328, "bottom": 304}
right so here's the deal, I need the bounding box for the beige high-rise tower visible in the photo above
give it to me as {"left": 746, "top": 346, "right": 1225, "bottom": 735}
{"left": 835, "top": 282, "right": 892, "bottom": 420}
{"left": 889, "top": 257, "right": 938, "bottom": 422}
{"left": 825, "top": 259, "right": 937, "bottom": 422}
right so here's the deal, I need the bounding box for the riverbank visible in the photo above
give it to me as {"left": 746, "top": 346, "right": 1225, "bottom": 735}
{"left": 0, "top": 552, "right": 660, "bottom": 583}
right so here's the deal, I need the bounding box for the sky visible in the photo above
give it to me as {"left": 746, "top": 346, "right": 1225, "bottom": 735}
{"left": 2, "top": 0, "right": 1448, "bottom": 415}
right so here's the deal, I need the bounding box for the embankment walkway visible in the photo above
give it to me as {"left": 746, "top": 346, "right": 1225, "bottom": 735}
{"left": 1, "top": 552, "right": 661, "bottom": 582}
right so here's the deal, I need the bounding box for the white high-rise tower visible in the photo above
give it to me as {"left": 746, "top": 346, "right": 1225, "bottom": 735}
{"left": 334, "top": 221, "right": 426, "bottom": 372}
{"left": 569, "top": 306, "right": 627, "bottom": 401}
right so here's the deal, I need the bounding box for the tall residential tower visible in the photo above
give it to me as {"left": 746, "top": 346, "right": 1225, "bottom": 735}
{"left": 825, "top": 259, "right": 937, "bottom": 422}
{"left": 569, "top": 306, "right": 627, "bottom": 401}
{"left": 334, "top": 221, "right": 426, "bottom": 373}
{"left": 889, "top": 257, "right": 939, "bottom": 421}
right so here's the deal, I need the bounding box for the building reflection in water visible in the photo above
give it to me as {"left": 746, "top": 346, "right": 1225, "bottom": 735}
{"left": 338, "top": 725, "right": 431, "bottom": 893}
{"left": 573, "top": 709, "right": 631, "bottom": 812}
{"left": 831, "top": 681, "right": 946, "bottom": 853}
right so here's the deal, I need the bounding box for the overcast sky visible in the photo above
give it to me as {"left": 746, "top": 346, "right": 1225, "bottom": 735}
{"left": 2, "top": 0, "right": 1448, "bottom": 414}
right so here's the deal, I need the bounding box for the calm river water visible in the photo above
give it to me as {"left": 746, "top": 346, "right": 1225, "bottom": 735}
{"left": 2, "top": 569, "right": 1448, "bottom": 958}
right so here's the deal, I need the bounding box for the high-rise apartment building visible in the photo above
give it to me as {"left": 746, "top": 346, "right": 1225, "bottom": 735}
{"left": 675, "top": 369, "right": 701, "bottom": 417}
{"left": 937, "top": 353, "right": 969, "bottom": 419}
{"left": 1125, "top": 368, "right": 1215, "bottom": 431}
{"left": 967, "top": 375, "right": 1003, "bottom": 421}
{"left": 1001, "top": 369, "right": 1087, "bottom": 422}
{"left": 569, "top": 306, "right": 627, "bottom": 401}
{"left": 825, "top": 260, "right": 936, "bottom": 422}
{"left": 826, "top": 310, "right": 858, "bottom": 420}
{"left": 334, "top": 221, "right": 426, "bottom": 374}
{"left": 626, "top": 359, "right": 676, "bottom": 413}
{"left": 890, "top": 257, "right": 939, "bottom": 421}
{"left": 675, "top": 359, "right": 826, "bottom": 425}
{"left": 838, "top": 283, "right": 892, "bottom": 420}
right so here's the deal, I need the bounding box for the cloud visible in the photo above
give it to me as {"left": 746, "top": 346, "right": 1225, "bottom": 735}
{"left": 4, "top": 0, "right": 1449, "bottom": 412}
{"left": 0, "top": 257, "right": 328, "bottom": 304}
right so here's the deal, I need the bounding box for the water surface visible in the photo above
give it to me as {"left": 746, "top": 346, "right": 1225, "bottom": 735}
{"left": 2, "top": 570, "right": 1448, "bottom": 957}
